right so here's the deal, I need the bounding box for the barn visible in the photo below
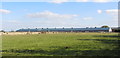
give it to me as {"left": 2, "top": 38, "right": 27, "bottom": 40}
{"left": 16, "top": 27, "right": 112, "bottom": 32}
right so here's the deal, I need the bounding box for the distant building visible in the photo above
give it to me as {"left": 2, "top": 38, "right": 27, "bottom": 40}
{"left": 16, "top": 27, "right": 112, "bottom": 32}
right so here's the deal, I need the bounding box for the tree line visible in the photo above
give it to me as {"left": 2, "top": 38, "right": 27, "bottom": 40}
{"left": 0, "top": 26, "right": 120, "bottom": 32}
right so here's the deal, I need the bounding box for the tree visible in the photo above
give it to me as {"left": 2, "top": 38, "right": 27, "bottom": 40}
{"left": 0, "top": 30, "right": 5, "bottom": 32}
{"left": 112, "top": 27, "right": 120, "bottom": 32}
{"left": 10, "top": 30, "right": 15, "bottom": 32}
{"left": 101, "top": 25, "right": 109, "bottom": 28}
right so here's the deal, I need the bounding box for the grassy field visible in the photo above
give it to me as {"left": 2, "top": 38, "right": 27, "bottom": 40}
{"left": 1, "top": 32, "right": 120, "bottom": 56}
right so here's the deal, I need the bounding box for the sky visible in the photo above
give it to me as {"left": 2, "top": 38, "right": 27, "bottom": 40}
{"left": 0, "top": 0, "right": 119, "bottom": 31}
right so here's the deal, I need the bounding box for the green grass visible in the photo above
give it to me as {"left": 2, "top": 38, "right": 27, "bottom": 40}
{"left": 2, "top": 32, "right": 120, "bottom": 56}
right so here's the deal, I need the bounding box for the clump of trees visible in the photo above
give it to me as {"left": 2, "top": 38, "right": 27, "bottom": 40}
{"left": 0, "top": 30, "right": 5, "bottom": 32}
{"left": 101, "top": 25, "right": 109, "bottom": 28}
{"left": 0, "top": 30, "right": 6, "bottom": 33}
{"left": 101, "top": 25, "right": 120, "bottom": 32}
{"left": 112, "top": 27, "right": 120, "bottom": 32}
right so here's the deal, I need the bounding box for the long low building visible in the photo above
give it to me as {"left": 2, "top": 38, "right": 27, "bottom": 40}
{"left": 16, "top": 27, "right": 112, "bottom": 32}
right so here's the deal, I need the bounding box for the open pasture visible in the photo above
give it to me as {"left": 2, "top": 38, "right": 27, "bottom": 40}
{"left": 1, "top": 32, "right": 120, "bottom": 56}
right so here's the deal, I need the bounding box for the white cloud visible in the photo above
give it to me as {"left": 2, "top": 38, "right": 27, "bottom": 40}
{"left": 1, "top": 0, "right": 119, "bottom": 2}
{"left": 97, "top": 10, "right": 102, "bottom": 14}
{"left": 27, "top": 11, "right": 79, "bottom": 20}
{"left": 83, "top": 17, "right": 93, "bottom": 20}
{"left": 7, "top": 20, "right": 18, "bottom": 23}
{"left": 93, "top": 0, "right": 112, "bottom": 2}
{"left": 105, "top": 9, "right": 118, "bottom": 15}
{"left": 50, "top": 0, "right": 69, "bottom": 4}
{"left": 3, "top": 20, "right": 19, "bottom": 23}
{"left": 48, "top": 0, "right": 118, "bottom": 4}
{"left": 75, "top": 0, "right": 88, "bottom": 2}
{"left": 97, "top": 9, "right": 118, "bottom": 23}
{"left": 105, "top": 9, "right": 118, "bottom": 21}
{"left": 0, "top": 9, "right": 11, "bottom": 14}
{"left": 97, "top": 9, "right": 118, "bottom": 15}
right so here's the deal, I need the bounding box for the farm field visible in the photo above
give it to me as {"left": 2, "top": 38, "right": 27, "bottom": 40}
{"left": 1, "top": 32, "right": 120, "bottom": 56}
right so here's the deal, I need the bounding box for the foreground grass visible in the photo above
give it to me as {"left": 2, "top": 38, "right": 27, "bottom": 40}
{"left": 2, "top": 32, "right": 120, "bottom": 56}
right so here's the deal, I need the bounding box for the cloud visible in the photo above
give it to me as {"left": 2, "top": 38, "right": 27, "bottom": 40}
{"left": 0, "top": 9, "right": 11, "bottom": 14}
{"left": 1, "top": 0, "right": 119, "bottom": 3}
{"left": 49, "top": 0, "right": 69, "bottom": 4}
{"left": 3, "top": 20, "right": 19, "bottom": 23}
{"left": 75, "top": 0, "right": 88, "bottom": 2}
{"left": 48, "top": 0, "right": 118, "bottom": 4}
{"left": 105, "top": 9, "right": 118, "bottom": 15}
{"left": 97, "top": 9, "right": 118, "bottom": 15}
{"left": 93, "top": 0, "right": 112, "bottom": 2}
{"left": 27, "top": 11, "right": 79, "bottom": 20}
{"left": 105, "top": 9, "right": 118, "bottom": 21}
{"left": 97, "top": 10, "right": 102, "bottom": 14}
{"left": 83, "top": 17, "right": 93, "bottom": 20}
{"left": 97, "top": 9, "right": 118, "bottom": 22}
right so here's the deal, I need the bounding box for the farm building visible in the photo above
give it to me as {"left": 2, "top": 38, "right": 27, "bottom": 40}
{"left": 16, "top": 27, "right": 112, "bottom": 32}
